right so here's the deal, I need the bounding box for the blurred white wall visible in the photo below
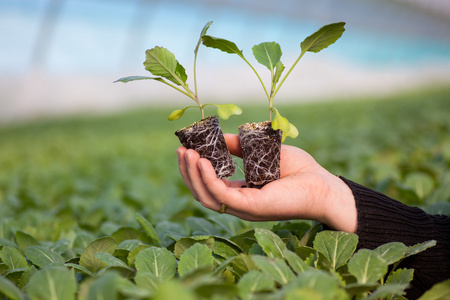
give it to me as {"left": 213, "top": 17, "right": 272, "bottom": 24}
{"left": 1, "top": 0, "right": 450, "bottom": 123}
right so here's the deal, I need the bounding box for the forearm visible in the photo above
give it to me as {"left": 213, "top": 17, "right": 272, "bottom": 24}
{"left": 338, "top": 176, "right": 450, "bottom": 299}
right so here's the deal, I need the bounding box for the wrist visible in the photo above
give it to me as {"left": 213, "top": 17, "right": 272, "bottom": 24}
{"left": 321, "top": 173, "right": 358, "bottom": 233}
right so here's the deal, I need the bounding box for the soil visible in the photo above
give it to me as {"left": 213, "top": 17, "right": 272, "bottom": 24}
{"left": 239, "top": 121, "right": 282, "bottom": 188}
{"left": 175, "top": 115, "right": 235, "bottom": 179}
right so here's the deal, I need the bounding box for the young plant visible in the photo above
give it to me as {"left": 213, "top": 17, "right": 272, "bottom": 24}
{"left": 115, "top": 21, "right": 242, "bottom": 122}
{"left": 115, "top": 21, "right": 242, "bottom": 179}
{"left": 202, "top": 22, "right": 346, "bottom": 142}
{"left": 201, "top": 22, "right": 346, "bottom": 187}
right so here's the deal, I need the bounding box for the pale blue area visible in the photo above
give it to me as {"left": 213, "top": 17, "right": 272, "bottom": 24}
{"left": 1, "top": 0, "right": 450, "bottom": 75}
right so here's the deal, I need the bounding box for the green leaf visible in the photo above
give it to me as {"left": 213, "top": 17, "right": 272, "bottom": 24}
{"left": 213, "top": 239, "right": 241, "bottom": 260}
{"left": 404, "top": 172, "right": 434, "bottom": 199}
{"left": 144, "top": 46, "right": 187, "bottom": 85}
{"left": 313, "top": 230, "right": 358, "bottom": 270}
{"left": 284, "top": 288, "right": 323, "bottom": 300}
{"left": 73, "top": 231, "right": 96, "bottom": 252}
{"left": 405, "top": 240, "right": 436, "bottom": 258}
{"left": 230, "top": 230, "right": 257, "bottom": 253}
{"left": 117, "top": 239, "right": 147, "bottom": 251}
{"left": 135, "top": 213, "right": 161, "bottom": 247}
{"left": 25, "top": 246, "right": 65, "bottom": 268}
{"left": 373, "top": 242, "right": 408, "bottom": 265}
{"left": 273, "top": 61, "right": 285, "bottom": 86}
{"left": 116, "top": 278, "right": 153, "bottom": 299}
{"left": 366, "top": 283, "right": 409, "bottom": 300}
{"left": 177, "top": 243, "right": 214, "bottom": 277}
{"left": 195, "top": 21, "right": 213, "bottom": 54}
{"left": 17, "top": 266, "right": 37, "bottom": 290}
{"left": 0, "top": 238, "right": 17, "bottom": 249}
{"left": 26, "top": 266, "right": 77, "bottom": 300}
{"left": 135, "top": 246, "right": 176, "bottom": 281}
{"left": 348, "top": 249, "right": 388, "bottom": 284}
{"left": 168, "top": 108, "right": 188, "bottom": 121}
{"left": 114, "top": 75, "right": 165, "bottom": 83}
{"left": 153, "top": 280, "right": 196, "bottom": 300}
{"left": 252, "top": 42, "right": 282, "bottom": 70}
{"left": 202, "top": 35, "right": 245, "bottom": 59}
{"left": 111, "top": 227, "right": 140, "bottom": 244}
{"left": 300, "top": 22, "right": 346, "bottom": 54}
{"left": 193, "top": 282, "right": 239, "bottom": 299}
{"left": 299, "top": 223, "right": 323, "bottom": 247}
{"left": 237, "top": 270, "right": 275, "bottom": 298}
{"left": 84, "top": 271, "right": 121, "bottom": 300}
{"left": 418, "top": 278, "right": 450, "bottom": 300}
{"left": 251, "top": 255, "right": 295, "bottom": 285}
{"left": 134, "top": 271, "right": 161, "bottom": 292}
{"left": 0, "top": 246, "right": 28, "bottom": 271}
{"left": 0, "top": 275, "right": 26, "bottom": 300}
{"left": 79, "top": 237, "right": 118, "bottom": 274}
{"left": 271, "top": 108, "right": 299, "bottom": 142}
{"left": 283, "top": 269, "right": 341, "bottom": 300}
{"left": 344, "top": 283, "right": 380, "bottom": 296}
{"left": 231, "top": 253, "right": 258, "bottom": 277}
{"left": 283, "top": 249, "right": 311, "bottom": 274}
{"left": 174, "top": 236, "right": 214, "bottom": 258}
{"left": 386, "top": 268, "right": 414, "bottom": 285}
{"left": 254, "top": 228, "right": 287, "bottom": 259}
{"left": 127, "top": 244, "right": 150, "bottom": 269}
{"left": 65, "top": 263, "right": 93, "bottom": 276}
{"left": 94, "top": 252, "right": 134, "bottom": 271}
{"left": 215, "top": 104, "right": 243, "bottom": 120}
{"left": 15, "top": 231, "right": 39, "bottom": 252}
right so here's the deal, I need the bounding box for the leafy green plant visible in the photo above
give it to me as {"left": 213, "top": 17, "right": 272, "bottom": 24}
{"left": 0, "top": 214, "right": 441, "bottom": 300}
{"left": 202, "top": 22, "right": 346, "bottom": 141}
{"left": 115, "top": 21, "right": 242, "bottom": 122}
{"left": 1, "top": 86, "right": 450, "bottom": 299}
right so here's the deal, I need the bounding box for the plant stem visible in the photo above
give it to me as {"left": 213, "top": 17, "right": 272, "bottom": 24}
{"left": 269, "top": 97, "right": 274, "bottom": 122}
{"left": 160, "top": 80, "right": 194, "bottom": 99}
{"left": 272, "top": 50, "right": 306, "bottom": 99}
{"left": 194, "top": 51, "right": 199, "bottom": 97}
{"left": 241, "top": 57, "right": 270, "bottom": 101}
{"left": 196, "top": 95, "right": 204, "bottom": 119}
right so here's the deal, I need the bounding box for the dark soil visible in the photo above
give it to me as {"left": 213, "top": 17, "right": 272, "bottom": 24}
{"left": 239, "top": 121, "right": 282, "bottom": 188}
{"left": 175, "top": 115, "right": 235, "bottom": 179}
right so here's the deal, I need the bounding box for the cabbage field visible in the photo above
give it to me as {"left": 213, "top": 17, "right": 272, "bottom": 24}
{"left": 0, "top": 87, "right": 449, "bottom": 299}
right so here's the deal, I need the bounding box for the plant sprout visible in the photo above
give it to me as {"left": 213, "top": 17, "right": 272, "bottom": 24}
{"left": 115, "top": 21, "right": 242, "bottom": 122}
{"left": 202, "top": 22, "right": 346, "bottom": 141}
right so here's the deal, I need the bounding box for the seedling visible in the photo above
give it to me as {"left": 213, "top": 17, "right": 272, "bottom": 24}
{"left": 201, "top": 22, "right": 346, "bottom": 187}
{"left": 115, "top": 21, "right": 242, "bottom": 179}
{"left": 115, "top": 21, "right": 242, "bottom": 122}
{"left": 202, "top": 22, "right": 346, "bottom": 142}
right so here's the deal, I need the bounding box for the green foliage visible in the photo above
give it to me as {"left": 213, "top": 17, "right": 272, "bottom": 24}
{"left": 202, "top": 22, "right": 345, "bottom": 141}
{"left": 115, "top": 21, "right": 242, "bottom": 122}
{"left": 0, "top": 87, "right": 449, "bottom": 298}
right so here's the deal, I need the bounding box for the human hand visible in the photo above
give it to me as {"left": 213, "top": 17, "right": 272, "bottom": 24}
{"left": 177, "top": 134, "right": 357, "bottom": 233}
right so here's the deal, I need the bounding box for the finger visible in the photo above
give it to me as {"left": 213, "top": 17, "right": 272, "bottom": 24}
{"left": 227, "top": 179, "right": 248, "bottom": 188}
{"left": 184, "top": 149, "right": 202, "bottom": 200}
{"left": 185, "top": 150, "right": 223, "bottom": 212}
{"left": 197, "top": 158, "right": 259, "bottom": 215}
{"left": 224, "top": 134, "right": 242, "bottom": 158}
{"left": 177, "top": 147, "right": 193, "bottom": 191}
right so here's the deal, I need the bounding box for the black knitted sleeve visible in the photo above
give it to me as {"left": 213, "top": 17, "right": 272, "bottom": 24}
{"left": 339, "top": 176, "right": 450, "bottom": 299}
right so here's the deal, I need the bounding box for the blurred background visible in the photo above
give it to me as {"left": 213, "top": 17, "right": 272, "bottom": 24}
{"left": 1, "top": 0, "right": 450, "bottom": 270}
{"left": 1, "top": 0, "right": 450, "bottom": 123}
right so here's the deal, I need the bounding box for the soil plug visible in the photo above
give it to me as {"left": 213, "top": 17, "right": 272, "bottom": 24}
{"left": 176, "top": 116, "right": 235, "bottom": 179}
{"left": 239, "top": 122, "right": 281, "bottom": 188}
